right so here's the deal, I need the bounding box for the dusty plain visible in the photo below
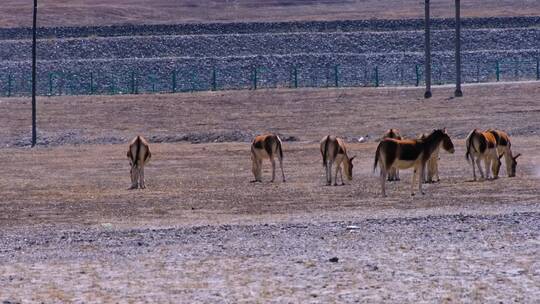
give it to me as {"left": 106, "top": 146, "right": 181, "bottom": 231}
{"left": 0, "top": 83, "right": 539, "bottom": 302}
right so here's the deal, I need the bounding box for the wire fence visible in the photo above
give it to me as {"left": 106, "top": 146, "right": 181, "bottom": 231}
{"left": 1, "top": 58, "right": 538, "bottom": 97}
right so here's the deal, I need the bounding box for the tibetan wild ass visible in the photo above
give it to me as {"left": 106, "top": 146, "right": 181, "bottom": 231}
{"left": 374, "top": 129, "right": 455, "bottom": 197}
{"left": 487, "top": 129, "right": 521, "bottom": 177}
{"left": 127, "top": 135, "right": 151, "bottom": 189}
{"left": 465, "top": 129, "right": 503, "bottom": 181}
{"left": 250, "top": 134, "right": 285, "bottom": 183}
{"left": 382, "top": 129, "right": 402, "bottom": 181}
{"left": 320, "top": 135, "right": 356, "bottom": 186}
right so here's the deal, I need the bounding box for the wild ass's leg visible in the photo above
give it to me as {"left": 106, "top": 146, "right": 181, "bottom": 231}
{"left": 327, "top": 161, "right": 333, "bottom": 186}
{"left": 270, "top": 156, "right": 276, "bottom": 183}
{"left": 333, "top": 160, "right": 342, "bottom": 186}
{"left": 139, "top": 166, "right": 146, "bottom": 189}
{"left": 279, "top": 154, "right": 285, "bottom": 182}
{"left": 469, "top": 154, "right": 477, "bottom": 181}
{"left": 411, "top": 167, "right": 417, "bottom": 196}
{"left": 129, "top": 166, "right": 139, "bottom": 189}
{"left": 339, "top": 166, "right": 345, "bottom": 186}
{"left": 475, "top": 157, "right": 484, "bottom": 180}
{"left": 434, "top": 159, "right": 440, "bottom": 182}
{"left": 484, "top": 157, "right": 492, "bottom": 180}
{"left": 418, "top": 163, "right": 425, "bottom": 195}
{"left": 380, "top": 164, "right": 388, "bottom": 197}
{"left": 325, "top": 161, "right": 331, "bottom": 185}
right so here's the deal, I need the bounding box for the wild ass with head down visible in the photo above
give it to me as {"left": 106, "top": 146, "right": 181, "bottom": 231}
{"left": 250, "top": 133, "right": 285, "bottom": 183}
{"left": 465, "top": 129, "right": 503, "bottom": 181}
{"left": 320, "top": 135, "right": 356, "bottom": 186}
{"left": 374, "top": 129, "right": 455, "bottom": 197}
{"left": 127, "top": 135, "right": 151, "bottom": 189}
{"left": 486, "top": 129, "right": 521, "bottom": 177}
{"left": 381, "top": 129, "right": 402, "bottom": 181}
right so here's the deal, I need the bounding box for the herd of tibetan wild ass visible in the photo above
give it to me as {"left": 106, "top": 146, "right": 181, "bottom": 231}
{"left": 127, "top": 128, "right": 521, "bottom": 197}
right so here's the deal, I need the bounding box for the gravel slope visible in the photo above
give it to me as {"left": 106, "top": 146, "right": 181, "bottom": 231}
{"left": 1, "top": 212, "right": 539, "bottom": 302}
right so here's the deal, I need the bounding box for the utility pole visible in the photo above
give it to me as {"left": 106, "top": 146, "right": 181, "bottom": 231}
{"left": 424, "top": 0, "right": 432, "bottom": 98}
{"left": 31, "top": 0, "right": 38, "bottom": 146}
{"left": 454, "top": 0, "right": 463, "bottom": 97}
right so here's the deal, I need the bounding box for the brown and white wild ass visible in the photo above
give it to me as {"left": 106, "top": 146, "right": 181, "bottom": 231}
{"left": 374, "top": 129, "right": 455, "bottom": 197}
{"left": 486, "top": 129, "right": 521, "bottom": 177}
{"left": 381, "top": 129, "right": 402, "bottom": 181}
{"left": 465, "top": 129, "right": 503, "bottom": 181}
{"left": 320, "top": 135, "right": 355, "bottom": 186}
{"left": 127, "top": 135, "right": 151, "bottom": 189}
{"left": 250, "top": 133, "right": 285, "bottom": 183}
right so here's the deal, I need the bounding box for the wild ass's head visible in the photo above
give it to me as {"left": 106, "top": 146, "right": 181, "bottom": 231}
{"left": 384, "top": 128, "right": 401, "bottom": 140}
{"left": 427, "top": 129, "right": 455, "bottom": 154}
{"left": 343, "top": 155, "right": 356, "bottom": 180}
{"left": 492, "top": 153, "right": 504, "bottom": 178}
{"left": 508, "top": 153, "right": 521, "bottom": 177}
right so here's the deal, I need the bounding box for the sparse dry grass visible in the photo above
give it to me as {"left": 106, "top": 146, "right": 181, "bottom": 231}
{"left": 0, "top": 83, "right": 539, "bottom": 230}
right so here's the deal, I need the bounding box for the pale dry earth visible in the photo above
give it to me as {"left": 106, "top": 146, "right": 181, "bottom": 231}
{"left": 0, "top": 83, "right": 539, "bottom": 302}
{"left": 1, "top": 0, "right": 539, "bottom": 28}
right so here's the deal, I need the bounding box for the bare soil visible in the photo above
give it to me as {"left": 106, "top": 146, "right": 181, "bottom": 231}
{"left": 1, "top": 0, "right": 539, "bottom": 28}
{"left": 0, "top": 82, "right": 539, "bottom": 302}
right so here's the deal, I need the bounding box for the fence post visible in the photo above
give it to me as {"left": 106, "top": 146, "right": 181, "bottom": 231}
{"left": 536, "top": 58, "right": 540, "bottom": 80}
{"left": 415, "top": 65, "right": 420, "bottom": 86}
{"left": 252, "top": 67, "right": 257, "bottom": 90}
{"left": 7, "top": 74, "right": 12, "bottom": 97}
{"left": 190, "top": 72, "right": 196, "bottom": 92}
{"left": 110, "top": 74, "right": 116, "bottom": 94}
{"left": 212, "top": 67, "right": 217, "bottom": 91}
{"left": 334, "top": 65, "right": 339, "bottom": 87}
{"left": 363, "top": 68, "right": 368, "bottom": 86}
{"left": 293, "top": 67, "right": 298, "bottom": 88}
{"left": 89, "top": 72, "right": 94, "bottom": 95}
{"left": 131, "top": 71, "right": 136, "bottom": 94}
{"left": 150, "top": 75, "right": 156, "bottom": 93}
{"left": 48, "top": 72, "right": 53, "bottom": 96}
{"left": 374, "top": 66, "right": 379, "bottom": 87}
{"left": 495, "top": 61, "right": 500, "bottom": 82}
{"left": 172, "top": 70, "right": 177, "bottom": 93}
{"left": 58, "top": 73, "right": 63, "bottom": 95}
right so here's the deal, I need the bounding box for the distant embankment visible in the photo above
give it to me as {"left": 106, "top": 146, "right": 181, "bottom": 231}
{"left": 0, "top": 17, "right": 538, "bottom": 96}
{"left": 1, "top": 16, "right": 539, "bottom": 40}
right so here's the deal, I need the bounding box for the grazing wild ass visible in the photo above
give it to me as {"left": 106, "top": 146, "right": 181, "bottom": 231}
{"left": 127, "top": 135, "right": 151, "bottom": 189}
{"left": 465, "top": 129, "right": 503, "bottom": 181}
{"left": 381, "top": 129, "right": 402, "bottom": 181}
{"left": 250, "top": 134, "right": 285, "bottom": 183}
{"left": 374, "top": 129, "right": 455, "bottom": 197}
{"left": 487, "top": 129, "right": 521, "bottom": 177}
{"left": 320, "top": 135, "right": 356, "bottom": 186}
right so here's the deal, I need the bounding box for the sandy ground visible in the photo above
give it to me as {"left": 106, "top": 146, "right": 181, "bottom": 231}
{"left": 1, "top": 0, "right": 539, "bottom": 28}
{"left": 0, "top": 83, "right": 539, "bottom": 302}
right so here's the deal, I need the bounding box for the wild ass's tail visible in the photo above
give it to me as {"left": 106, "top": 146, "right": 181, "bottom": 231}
{"left": 465, "top": 129, "right": 476, "bottom": 162}
{"left": 133, "top": 135, "right": 141, "bottom": 167}
{"left": 276, "top": 136, "right": 283, "bottom": 160}
{"left": 373, "top": 142, "right": 382, "bottom": 173}
{"left": 322, "top": 135, "right": 330, "bottom": 167}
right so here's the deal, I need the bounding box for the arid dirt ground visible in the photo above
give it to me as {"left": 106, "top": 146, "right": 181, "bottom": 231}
{"left": 2, "top": 0, "right": 539, "bottom": 28}
{"left": 1, "top": 82, "right": 539, "bottom": 302}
